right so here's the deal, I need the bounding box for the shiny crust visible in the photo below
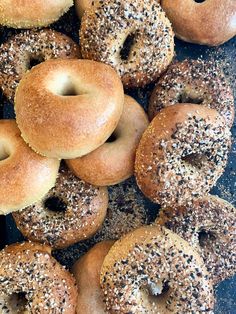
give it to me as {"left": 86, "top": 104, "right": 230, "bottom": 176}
{"left": 0, "top": 29, "right": 80, "bottom": 102}
{"left": 80, "top": 0, "right": 174, "bottom": 88}
{"left": 72, "top": 241, "right": 114, "bottom": 314}
{"left": 0, "top": 0, "right": 73, "bottom": 28}
{"left": 156, "top": 195, "right": 236, "bottom": 285}
{"left": 13, "top": 166, "right": 108, "bottom": 249}
{"left": 15, "top": 59, "right": 124, "bottom": 159}
{"left": 100, "top": 225, "right": 214, "bottom": 313}
{"left": 67, "top": 95, "right": 149, "bottom": 186}
{"left": 0, "top": 242, "right": 77, "bottom": 314}
{"left": 135, "top": 104, "right": 231, "bottom": 207}
{"left": 0, "top": 120, "right": 59, "bottom": 215}
{"left": 162, "top": 0, "right": 236, "bottom": 46}
{"left": 148, "top": 59, "right": 235, "bottom": 127}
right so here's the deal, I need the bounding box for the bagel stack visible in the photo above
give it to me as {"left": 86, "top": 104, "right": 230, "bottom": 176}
{"left": 0, "top": 0, "right": 235, "bottom": 313}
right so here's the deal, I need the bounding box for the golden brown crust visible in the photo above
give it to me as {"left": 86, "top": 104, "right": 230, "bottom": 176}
{"left": 13, "top": 166, "right": 108, "bottom": 249}
{"left": 15, "top": 59, "right": 124, "bottom": 159}
{"left": 148, "top": 59, "right": 235, "bottom": 127}
{"left": 0, "top": 29, "right": 80, "bottom": 102}
{"left": 162, "top": 0, "right": 236, "bottom": 46}
{"left": 66, "top": 95, "right": 149, "bottom": 186}
{"left": 156, "top": 195, "right": 236, "bottom": 285}
{"left": 75, "top": 0, "right": 93, "bottom": 19}
{"left": 0, "top": 120, "right": 60, "bottom": 215}
{"left": 135, "top": 104, "right": 231, "bottom": 207}
{"left": 100, "top": 225, "right": 214, "bottom": 313}
{"left": 72, "top": 241, "right": 114, "bottom": 314}
{"left": 0, "top": 241, "right": 77, "bottom": 314}
{"left": 0, "top": 0, "right": 73, "bottom": 28}
{"left": 80, "top": 0, "right": 174, "bottom": 88}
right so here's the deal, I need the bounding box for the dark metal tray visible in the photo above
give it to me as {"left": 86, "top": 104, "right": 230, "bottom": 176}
{"left": 0, "top": 7, "right": 235, "bottom": 313}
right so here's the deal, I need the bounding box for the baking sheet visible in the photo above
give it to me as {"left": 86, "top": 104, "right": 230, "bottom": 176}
{"left": 0, "top": 7, "right": 235, "bottom": 313}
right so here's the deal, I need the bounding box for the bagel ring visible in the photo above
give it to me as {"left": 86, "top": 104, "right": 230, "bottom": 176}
{"left": 101, "top": 225, "right": 214, "bottom": 313}
{"left": 156, "top": 195, "right": 236, "bottom": 285}
{"left": 0, "top": 0, "right": 73, "bottom": 28}
{"left": 135, "top": 104, "right": 231, "bottom": 207}
{"left": 0, "top": 120, "right": 59, "bottom": 215}
{"left": 80, "top": 0, "right": 174, "bottom": 88}
{"left": 0, "top": 29, "right": 80, "bottom": 102}
{"left": 149, "top": 59, "right": 235, "bottom": 127}
{"left": 13, "top": 165, "right": 108, "bottom": 249}
{"left": 162, "top": 0, "right": 236, "bottom": 46}
{"left": 15, "top": 59, "right": 124, "bottom": 159}
{"left": 0, "top": 242, "right": 77, "bottom": 313}
{"left": 67, "top": 95, "right": 149, "bottom": 186}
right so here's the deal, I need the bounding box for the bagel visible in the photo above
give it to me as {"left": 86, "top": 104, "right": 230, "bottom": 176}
{"left": 75, "top": 0, "right": 93, "bottom": 19}
{"left": 67, "top": 95, "right": 149, "bottom": 186}
{"left": 161, "top": 0, "right": 236, "bottom": 46}
{"left": 15, "top": 59, "right": 124, "bottom": 159}
{"left": 135, "top": 104, "right": 231, "bottom": 207}
{"left": 72, "top": 241, "right": 114, "bottom": 314}
{"left": 80, "top": 0, "right": 174, "bottom": 88}
{"left": 156, "top": 195, "right": 236, "bottom": 285}
{"left": 0, "top": 120, "right": 59, "bottom": 215}
{"left": 0, "top": 29, "right": 80, "bottom": 102}
{"left": 149, "top": 59, "right": 235, "bottom": 127}
{"left": 0, "top": 242, "right": 77, "bottom": 313}
{"left": 100, "top": 225, "right": 214, "bottom": 313}
{"left": 0, "top": 0, "right": 73, "bottom": 28}
{"left": 13, "top": 165, "right": 108, "bottom": 249}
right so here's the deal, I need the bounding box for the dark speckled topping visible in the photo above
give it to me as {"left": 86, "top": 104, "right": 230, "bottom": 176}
{"left": 0, "top": 29, "right": 79, "bottom": 102}
{"left": 0, "top": 243, "right": 76, "bottom": 314}
{"left": 149, "top": 59, "right": 235, "bottom": 126}
{"left": 157, "top": 195, "right": 236, "bottom": 285}
{"left": 80, "top": 0, "right": 174, "bottom": 87}
{"left": 13, "top": 166, "right": 107, "bottom": 248}
{"left": 101, "top": 226, "right": 214, "bottom": 313}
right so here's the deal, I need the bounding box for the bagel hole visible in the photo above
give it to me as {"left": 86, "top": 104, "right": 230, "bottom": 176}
{"left": 54, "top": 77, "right": 79, "bottom": 96}
{"left": 182, "top": 153, "right": 207, "bottom": 168}
{"left": 120, "top": 33, "right": 136, "bottom": 60}
{"left": 106, "top": 132, "right": 117, "bottom": 143}
{"left": 194, "top": 0, "right": 206, "bottom": 3}
{"left": 198, "top": 229, "right": 216, "bottom": 247}
{"left": 0, "top": 143, "right": 10, "bottom": 161}
{"left": 8, "top": 292, "right": 27, "bottom": 311}
{"left": 28, "top": 54, "right": 45, "bottom": 69}
{"left": 44, "top": 196, "right": 67, "bottom": 213}
{"left": 140, "top": 281, "right": 170, "bottom": 302}
{"left": 177, "top": 93, "right": 203, "bottom": 105}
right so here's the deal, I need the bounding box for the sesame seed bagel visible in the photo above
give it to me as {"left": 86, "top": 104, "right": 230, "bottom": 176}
{"left": 0, "top": 242, "right": 77, "bottom": 314}
{"left": 100, "top": 225, "right": 214, "bottom": 313}
{"left": 0, "top": 29, "right": 80, "bottom": 102}
{"left": 13, "top": 165, "right": 108, "bottom": 249}
{"left": 156, "top": 195, "right": 236, "bottom": 285}
{"left": 67, "top": 95, "right": 149, "bottom": 186}
{"left": 80, "top": 0, "right": 174, "bottom": 88}
{"left": 15, "top": 59, "right": 124, "bottom": 159}
{"left": 0, "top": 120, "right": 59, "bottom": 215}
{"left": 72, "top": 241, "right": 114, "bottom": 314}
{"left": 162, "top": 0, "right": 236, "bottom": 46}
{"left": 135, "top": 104, "right": 231, "bottom": 207}
{"left": 148, "top": 59, "right": 235, "bottom": 127}
{"left": 0, "top": 0, "right": 73, "bottom": 28}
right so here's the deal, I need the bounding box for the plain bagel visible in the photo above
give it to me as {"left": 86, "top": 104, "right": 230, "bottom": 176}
{"left": 72, "top": 241, "right": 114, "bottom": 314}
{"left": 0, "top": 0, "right": 73, "bottom": 28}
{"left": 15, "top": 59, "right": 124, "bottom": 159}
{"left": 67, "top": 95, "right": 149, "bottom": 186}
{"left": 161, "top": 0, "right": 236, "bottom": 46}
{"left": 0, "top": 120, "right": 59, "bottom": 215}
